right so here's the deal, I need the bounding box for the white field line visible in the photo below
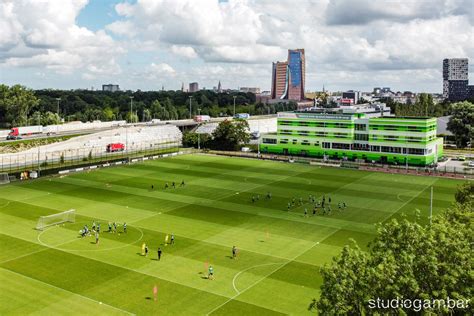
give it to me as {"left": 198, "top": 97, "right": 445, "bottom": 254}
{"left": 0, "top": 212, "right": 157, "bottom": 265}
{"left": 378, "top": 178, "right": 438, "bottom": 223}
{"left": 36, "top": 225, "right": 144, "bottom": 253}
{"left": 205, "top": 229, "right": 339, "bottom": 315}
{"left": 1, "top": 268, "right": 135, "bottom": 316}
{"left": 55, "top": 161, "right": 381, "bottom": 234}
{"left": 0, "top": 164, "right": 368, "bottom": 275}
{"left": 232, "top": 262, "right": 281, "bottom": 294}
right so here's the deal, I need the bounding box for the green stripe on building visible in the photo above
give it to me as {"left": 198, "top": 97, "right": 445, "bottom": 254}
{"left": 259, "top": 112, "right": 443, "bottom": 166}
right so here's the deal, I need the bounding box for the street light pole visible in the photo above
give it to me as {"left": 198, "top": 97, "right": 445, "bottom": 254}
{"left": 129, "top": 96, "right": 134, "bottom": 123}
{"left": 56, "top": 98, "right": 61, "bottom": 117}
{"left": 189, "top": 96, "right": 193, "bottom": 119}
{"left": 197, "top": 108, "right": 201, "bottom": 150}
{"left": 257, "top": 119, "right": 260, "bottom": 156}
{"left": 37, "top": 112, "right": 41, "bottom": 176}
{"left": 233, "top": 96, "right": 237, "bottom": 117}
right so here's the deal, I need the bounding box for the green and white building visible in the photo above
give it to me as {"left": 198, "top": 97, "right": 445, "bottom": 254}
{"left": 259, "top": 111, "right": 443, "bottom": 166}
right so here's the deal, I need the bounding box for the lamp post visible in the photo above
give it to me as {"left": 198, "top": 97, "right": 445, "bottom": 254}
{"left": 197, "top": 108, "right": 201, "bottom": 150}
{"left": 129, "top": 96, "right": 134, "bottom": 123}
{"left": 37, "top": 112, "right": 41, "bottom": 176}
{"left": 189, "top": 96, "right": 193, "bottom": 119}
{"left": 233, "top": 96, "right": 237, "bottom": 117}
{"left": 257, "top": 121, "right": 261, "bottom": 156}
{"left": 56, "top": 98, "right": 61, "bottom": 117}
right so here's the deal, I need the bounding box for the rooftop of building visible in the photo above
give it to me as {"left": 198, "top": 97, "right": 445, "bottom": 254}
{"left": 370, "top": 116, "right": 433, "bottom": 120}
{"left": 280, "top": 110, "right": 435, "bottom": 121}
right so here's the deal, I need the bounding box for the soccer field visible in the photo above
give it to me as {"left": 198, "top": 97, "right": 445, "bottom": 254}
{"left": 0, "top": 154, "right": 463, "bottom": 315}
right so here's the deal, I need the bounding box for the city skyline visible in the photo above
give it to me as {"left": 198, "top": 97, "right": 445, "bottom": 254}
{"left": 0, "top": 0, "right": 473, "bottom": 93}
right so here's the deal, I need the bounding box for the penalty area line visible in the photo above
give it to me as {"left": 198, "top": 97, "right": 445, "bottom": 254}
{"left": 232, "top": 262, "right": 281, "bottom": 294}
{"left": 205, "top": 232, "right": 333, "bottom": 315}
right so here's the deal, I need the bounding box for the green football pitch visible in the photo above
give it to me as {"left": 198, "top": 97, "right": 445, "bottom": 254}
{"left": 0, "top": 154, "right": 464, "bottom": 315}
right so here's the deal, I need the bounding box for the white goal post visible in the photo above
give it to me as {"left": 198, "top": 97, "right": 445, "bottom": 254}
{"left": 36, "top": 209, "right": 76, "bottom": 231}
{"left": 0, "top": 173, "right": 9, "bottom": 185}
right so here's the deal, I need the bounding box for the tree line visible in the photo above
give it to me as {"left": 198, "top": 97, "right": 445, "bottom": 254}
{"left": 382, "top": 93, "right": 452, "bottom": 117}
{"left": 183, "top": 119, "right": 250, "bottom": 151}
{"left": 316, "top": 182, "right": 473, "bottom": 314}
{"left": 0, "top": 84, "right": 296, "bottom": 127}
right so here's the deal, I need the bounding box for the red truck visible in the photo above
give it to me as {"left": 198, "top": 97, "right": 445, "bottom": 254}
{"left": 106, "top": 143, "right": 125, "bottom": 152}
{"left": 6, "top": 125, "right": 43, "bottom": 140}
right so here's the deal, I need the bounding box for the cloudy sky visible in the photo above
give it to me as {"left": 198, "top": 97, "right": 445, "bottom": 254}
{"left": 0, "top": 0, "right": 473, "bottom": 93}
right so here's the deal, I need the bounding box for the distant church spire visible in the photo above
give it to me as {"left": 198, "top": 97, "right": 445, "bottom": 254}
{"left": 217, "top": 80, "right": 222, "bottom": 93}
{"left": 181, "top": 82, "right": 184, "bottom": 92}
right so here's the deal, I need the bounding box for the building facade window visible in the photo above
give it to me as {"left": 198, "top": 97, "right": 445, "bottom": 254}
{"left": 381, "top": 146, "right": 402, "bottom": 153}
{"left": 354, "top": 134, "right": 369, "bottom": 141}
{"left": 262, "top": 138, "right": 277, "bottom": 144}
{"left": 332, "top": 143, "right": 350, "bottom": 150}
{"left": 355, "top": 124, "right": 366, "bottom": 131}
{"left": 408, "top": 148, "right": 425, "bottom": 155}
{"left": 352, "top": 143, "right": 369, "bottom": 151}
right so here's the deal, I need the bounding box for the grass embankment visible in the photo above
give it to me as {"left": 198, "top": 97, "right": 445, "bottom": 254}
{"left": 0, "top": 135, "right": 83, "bottom": 154}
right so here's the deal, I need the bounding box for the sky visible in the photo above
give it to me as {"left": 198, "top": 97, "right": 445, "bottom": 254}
{"left": 0, "top": 0, "right": 473, "bottom": 93}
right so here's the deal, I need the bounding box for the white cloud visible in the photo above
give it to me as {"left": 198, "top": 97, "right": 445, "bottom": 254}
{"left": 170, "top": 45, "right": 198, "bottom": 59}
{"left": 0, "top": 0, "right": 124, "bottom": 78}
{"left": 1, "top": 0, "right": 473, "bottom": 92}
{"left": 140, "top": 63, "right": 176, "bottom": 80}
{"left": 105, "top": 20, "right": 137, "bottom": 37}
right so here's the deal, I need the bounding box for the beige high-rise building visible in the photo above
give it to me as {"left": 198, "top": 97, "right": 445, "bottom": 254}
{"left": 271, "top": 61, "right": 288, "bottom": 99}
{"left": 271, "top": 49, "right": 305, "bottom": 101}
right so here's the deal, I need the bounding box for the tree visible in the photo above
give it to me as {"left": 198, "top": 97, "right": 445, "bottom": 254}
{"left": 0, "top": 84, "right": 39, "bottom": 126}
{"left": 126, "top": 111, "right": 139, "bottom": 123}
{"left": 142, "top": 108, "right": 151, "bottom": 122}
{"left": 317, "top": 187, "right": 473, "bottom": 315}
{"left": 42, "top": 112, "right": 61, "bottom": 125}
{"left": 102, "top": 107, "right": 115, "bottom": 121}
{"left": 447, "top": 101, "right": 474, "bottom": 148}
{"left": 182, "top": 132, "right": 210, "bottom": 149}
{"left": 210, "top": 120, "right": 250, "bottom": 151}
{"left": 455, "top": 182, "right": 473, "bottom": 205}
{"left": 1, "top": 87, "right": 269, "bottom": 126}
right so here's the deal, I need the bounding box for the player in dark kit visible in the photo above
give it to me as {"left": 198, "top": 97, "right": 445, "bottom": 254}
{"left": 157, "top": 247, "right": 162, "bottom": 260}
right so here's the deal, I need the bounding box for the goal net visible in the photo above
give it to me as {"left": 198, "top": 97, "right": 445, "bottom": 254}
{"left": 36, "top": 209, "right": 76, "bottom": 231}
{"left": 0, "top": 173, "right": 9, "bottom": 185}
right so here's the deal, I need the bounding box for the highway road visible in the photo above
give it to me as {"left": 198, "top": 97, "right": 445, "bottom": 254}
{"left": 0, "top": 114, "right": 276, "bottom": 144}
